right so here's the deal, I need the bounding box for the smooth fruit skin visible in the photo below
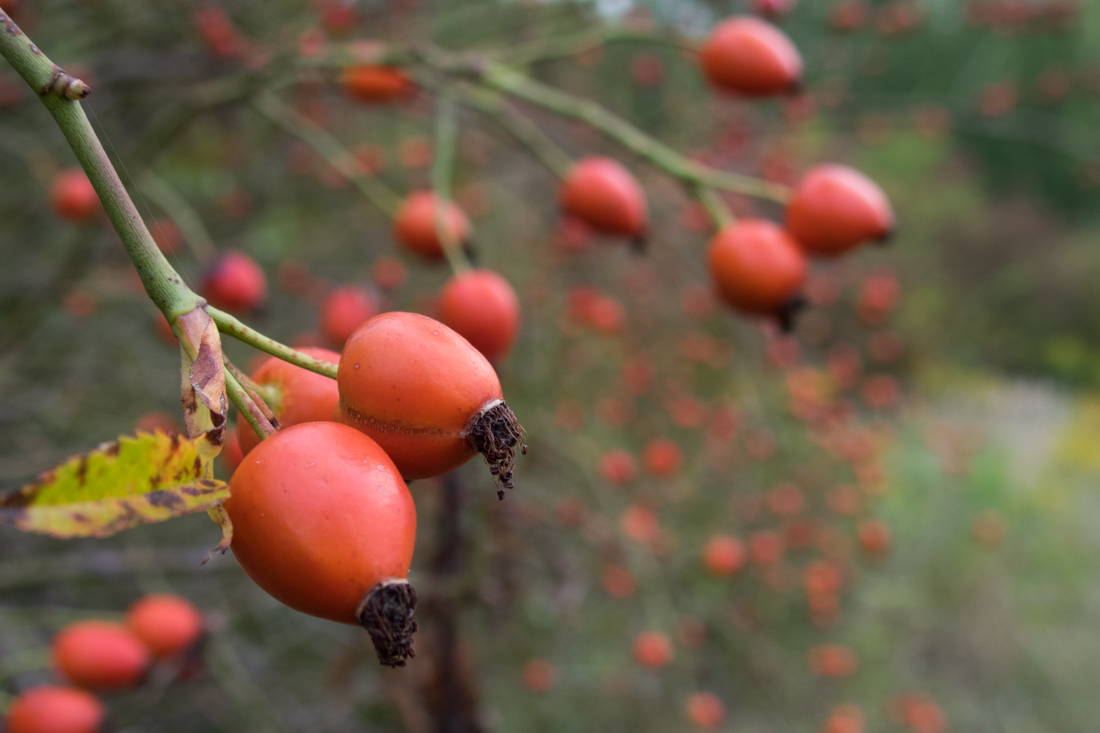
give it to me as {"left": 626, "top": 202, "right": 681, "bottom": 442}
{"left": 559, "top": 157, "right": 648, "bottom": 237}
{"left": 5, "top": 686, "right": 106, "bottom": 733}
{"left": 700, "top": 16, "right": 802, "bottom": 97}
{"left": 706, "top": 219, "right": 807, "bottom": 315}
{"left": 126, "top": 594, "right": 205, "bottom": 659}
{"left": 237, "top": 347, "right": 341, "bottom": 456}
{"left": 52, "top": 621, "right": 149, "bottom": 690}
{"left": 50, "top": 169, "right": 99, "bottom": 222}
{"left": 200, "top": 251, "right": 267, "bottom": 313}
{"left": 342, "top": 65, "right": 412, "bottom": 103}
{"left": 334, "top": 312, "right": 503, "bottom": 479}
{"left": 437, "top": 270, "right": 520, "bottom": 362}
{"left": 786, "top": 164, "right": 894, "bottom": 256}
{"left": 320, "top": 287, "right": 378, "bottom": 346}
{"left": 226, "top": 422, "right": 416, "bottom": 624}
{"left": 393, "top": 192, "right": 470, "bottom": 260}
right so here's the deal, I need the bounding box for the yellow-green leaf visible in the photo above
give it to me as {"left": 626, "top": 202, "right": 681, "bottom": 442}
{"left": 0, "top": 431, "right": 230, "bottom": 538}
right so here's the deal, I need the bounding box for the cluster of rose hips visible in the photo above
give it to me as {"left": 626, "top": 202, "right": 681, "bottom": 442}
{"left": 4, "top": 595, "right": 204, "bottom": 733}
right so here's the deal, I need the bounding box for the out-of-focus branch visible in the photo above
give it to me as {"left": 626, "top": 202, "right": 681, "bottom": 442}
{"left": 494, "top": 27, "right": 697, "bottom": 68}
{"left": 695, "top": 185, "right": 734, "bottom": 230}
{"left": 138, "top": 172, "right": 218, "bottom": 266}
{"left": 252, "top": 91, "right": 403, "bottom": 218}
{"left": 432, "top": 92, "right": 473, "bottom": 275}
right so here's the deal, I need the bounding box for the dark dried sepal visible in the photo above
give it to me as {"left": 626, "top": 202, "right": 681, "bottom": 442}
{"left": 775, "top": 294, "right": 808, "bottom": 334}
{"left": 357, "top": 579, "right": 418, "bottom": 668}
{"left": 466, "top": 399, "right": 527, "bottom": 500}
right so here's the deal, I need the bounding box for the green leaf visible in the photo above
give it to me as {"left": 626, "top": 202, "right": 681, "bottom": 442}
{"left": 0, "top": 431, "right": 230, "bottom": 538}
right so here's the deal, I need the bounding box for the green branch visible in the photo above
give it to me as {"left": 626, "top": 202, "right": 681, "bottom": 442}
{"left": 695, "top": 185, "right": 735, "bottom": 230}
{"left": 431, "top": 92, "right": 472, "bottom": 275}
{"left": 253, "top": 91, "right": 403, "bottom": 218}
{"left": 479, "top": 64, "right": 792, "bottom": 203}
{"left": 139, "top": 172, "right": 218, "bottom": 266}
{"left": 495, "top": 27, "right": 697, "bottom": 68}
{"left": 0, "top": 11, "right": 201, "bottom": 319}
{"left": 207, "top": 308, "right": 338, "bottom": 380}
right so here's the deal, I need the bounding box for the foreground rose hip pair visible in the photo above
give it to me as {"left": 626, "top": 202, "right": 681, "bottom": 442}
{"left": 227, "top": 312, "right": 525, "bottom": 666}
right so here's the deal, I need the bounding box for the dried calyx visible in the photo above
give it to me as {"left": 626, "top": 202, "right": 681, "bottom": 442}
{"left": 466, "top": 399, "right": 527, "bottom": 500}
{"left": 357, "top": 579, "right": 419, "bottom": 668}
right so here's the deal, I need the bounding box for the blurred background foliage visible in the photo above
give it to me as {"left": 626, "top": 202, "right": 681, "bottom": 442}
{"left": 2, "top": 0, "right": 1100, "bottom": 732}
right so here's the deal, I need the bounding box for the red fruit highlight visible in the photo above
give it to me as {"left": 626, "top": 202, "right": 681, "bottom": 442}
{"left": 342, "top": 65, "right": 413, "bottom": 103}
{"left": 437, "top": 269, "right": 521, "bottom": 362}
{"left": 559, "top": 157, "right": 648, "bottom": 239}
{"left": 702, "top": 535, "right": 746, "bottom": 576}
{"left": 786, "top": 165, "right": 894, "bottom": 256}
{"left": 50, "top": 169, "right": 99, "bottom": 222}
{"left": 5, "top": 686, "right": 106, "bottom": 733}
{"left": 126, "top": 594, "right": 205, "bottom": 659}
{"left": 320, "top": 287, "right": 378, "bottom": 347}
{"left": 393, "top": 192, "right": 471, "bottom": 261}
{"left": 685, "top": 692, "right": 726, "bottom": 730}
{"left": 706, "top": 219, "right": 807, "bottom": 316}
{"left": 200, "top": 251, "right": 267, "bottom": 313}
{"left": 52, "top": 621, "right": 149, "bottom": 690}
{"left": 633, "top": 631, "right": 674, "bottom": 668}
{"left": 700, "top": 17, "right": 802, "bottom": 97}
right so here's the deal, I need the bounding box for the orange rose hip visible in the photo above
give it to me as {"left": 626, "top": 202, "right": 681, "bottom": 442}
{"left": 334, "top": 312, "right": 525, "bottom": 497}
{"left": 226, "top": 421, "right": 418, "bottom": 666}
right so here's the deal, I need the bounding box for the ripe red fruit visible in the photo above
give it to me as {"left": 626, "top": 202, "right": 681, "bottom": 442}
{"left": 320, "top": 286, "right": 378, "bottom": 347}
{"left": 702, "top": 535, "right": 746, "bottom": 576}
{"left": 126, "top": 594, "right": 204, "bottom": 659}
{"left": 706, "top": 219, "right": 807, "bottom": 320}
{"left": 808, "top": 643, "right": 858, "bottom": 678}
{"left": 437, "top": 269, "right": 521, "bottom": 362}
{"left": 559, "top": 157, "right": 648, "bottom": 240}
{"left": 334, "top": 312, "right": 524, "bottom": 494}
{"left": 786, "top": 165, "right": 894, "bottom": 256}
{"left": 226, "top": 422, "right": 418, "bottom": 666}
{"left": 342, "top": 65, "right": 413, "bottom": 103}
{"left": 642, "top": 438, "right": 684, "bottom": 477}
{"left": 700, "top": 17, "right": 802, "bottom": 97}
{"left": 598, "top": 449, "right": 638, "bottom": 486}
{"left": 522, "top": 659, "right": 556, "bottom": 693}
{"left": 823, "top": 704, "right": 865, "bottom": 733}
{"left": 200, "top": 251, "right": 267, "bottom": 313}
{"left": 4, "top": 686, "right": 106, "bottom": 733}
{"left": 685, "top": 692, "right": 726, "bottom": 729}
{"left": 633, "top": 631, "right": 674, "bottom": 668}
{"left": 52, "top": 621, "right": 150, "bottom": 690}
{"left": 50, "top": 169, "right": 99, "bottom": 222}
{"left": 393, "top": 192, "right": 471, "bottom": 261}
{"left": 236, "top": 347, "right": 341, "bottom": 456}
{"left": 857, "top": 518, "right": 892, "bottom": 557}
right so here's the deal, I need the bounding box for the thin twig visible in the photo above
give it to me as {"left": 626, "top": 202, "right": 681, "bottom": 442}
{"left": 431, "top": 92, "right": 473, "bottom": 275}
{"left": 252, "top": 91, "right": 403, "bottom": 218}
{"left": 225, "top": 370, "right": 276, "bottom": 440}
{"left": 207, "top": 307, "right": 338, "bottom": 380}
{"left": 138, "top": 172, "right": 218, "bottom": 266}
{"left": 695, "top": 185, "right": 735, "bottom": 230}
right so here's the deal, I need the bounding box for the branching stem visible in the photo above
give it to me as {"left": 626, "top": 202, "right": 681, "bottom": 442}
{"left": 207, "top": 308, "right": 339, "bottom": 380}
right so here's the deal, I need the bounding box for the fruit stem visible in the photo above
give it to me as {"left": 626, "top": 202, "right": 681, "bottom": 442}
{"left": 431, "top": 91, "right": 474, "bottom": 275}
{"left": 357, "top": 579, "right": 419, "bottom": 668}
{"left": 223, "top": 357, "right": 280, "bottom": 428}
{"left": 494, "top": 26, "right": 696, "bottom": 68}
{"left": 252, "top": 90, "right": 404, "bottom": 219}
{"left": 138, "top": 172, "right": 218, "bottom": 267}
{"left": 225, "top": 370, "right": 277, "bottom": 440}
{"left": 477, "top": 64, "right": 793, "bottom": 203}
{"left": 444, "top": 81, "right": 573, "bottom": 180}
{"left": 206, "top": 307, "right": 339, "bottom": 380}
{"left": 695, "top": 185, "right": 735, "bottom": 230}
